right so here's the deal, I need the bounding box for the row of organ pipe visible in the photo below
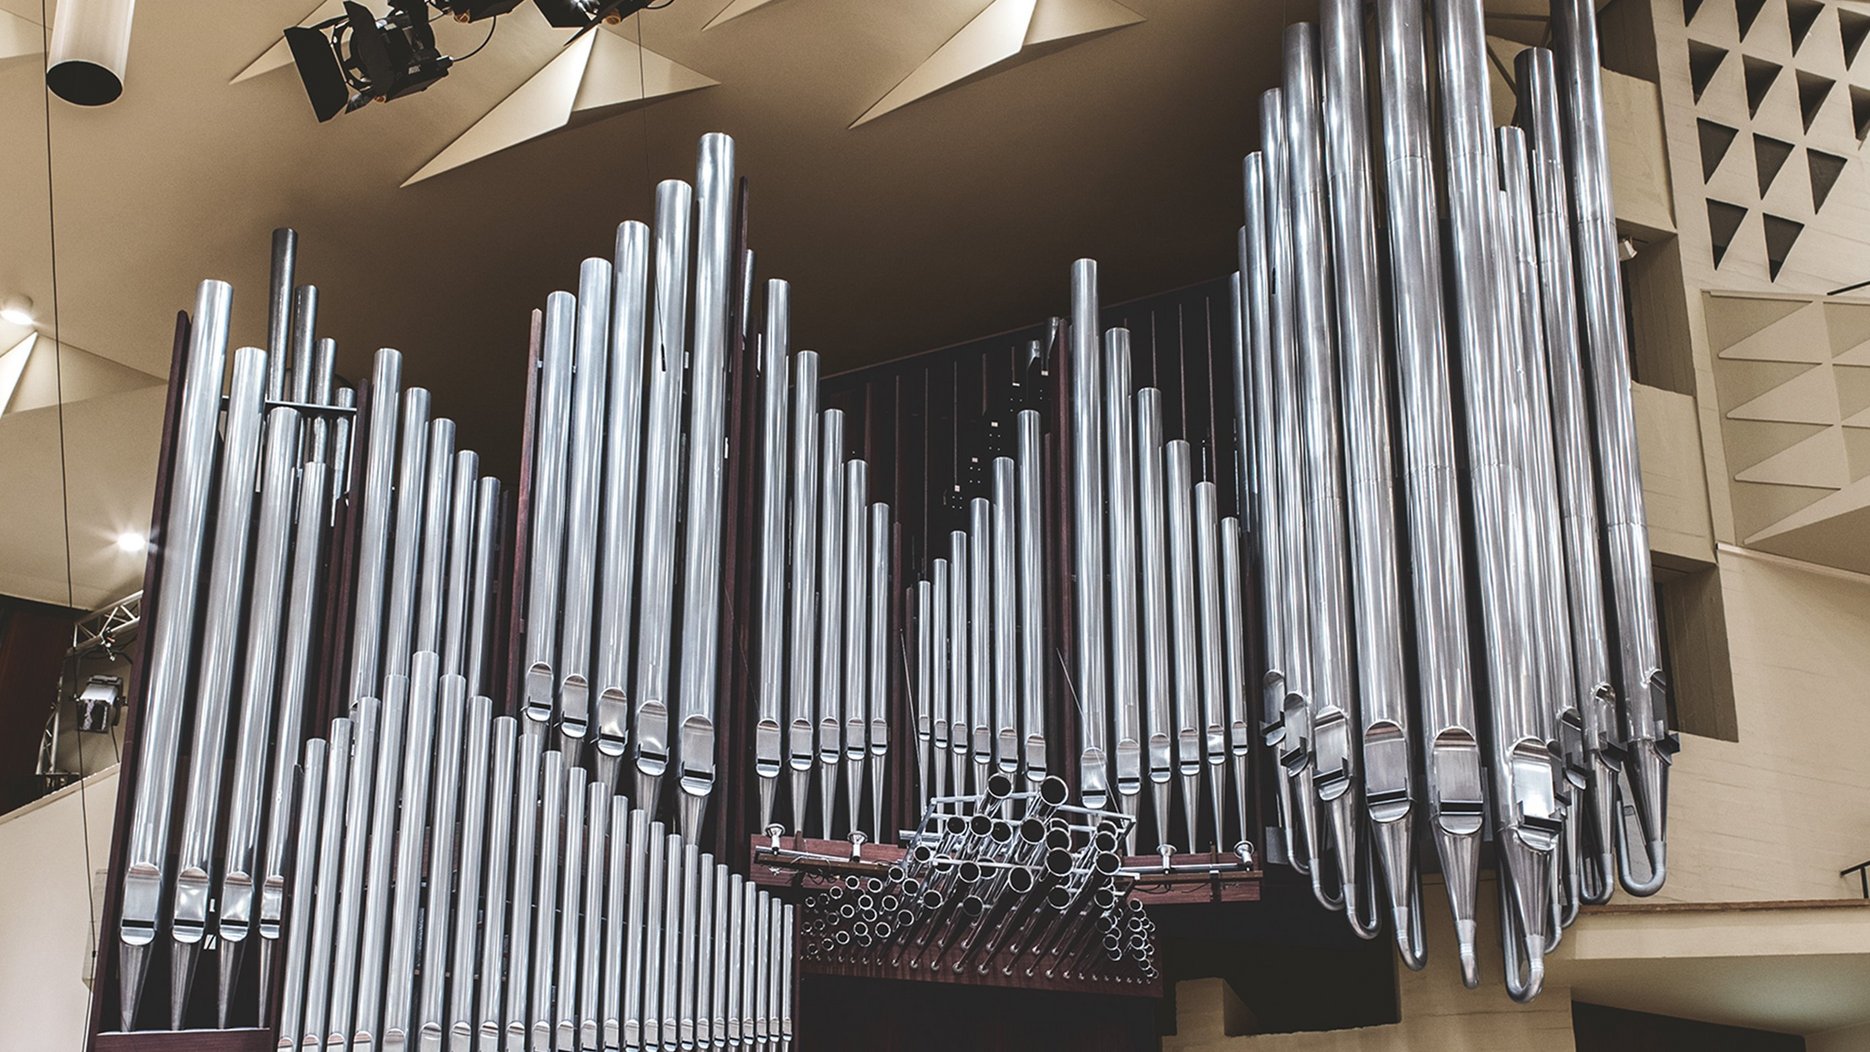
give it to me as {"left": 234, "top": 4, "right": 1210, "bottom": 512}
{"left": 99, "top": 0, "right": 1676, "bottom": 1030}
{"left": 1232, "top": 0, "right": 1674, "bottom": 1000}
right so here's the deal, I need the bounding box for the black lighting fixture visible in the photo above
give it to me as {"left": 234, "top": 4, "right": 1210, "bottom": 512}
{"left": 286, "top": 0, "right": 661, "bottom": 121}
{"left": 286, "top": 1, "right": 453, "bottom": 122}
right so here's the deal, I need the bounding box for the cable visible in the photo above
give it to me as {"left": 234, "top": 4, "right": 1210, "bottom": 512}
{"left": 455, "top": 14, "right": 497, "bottom": 62}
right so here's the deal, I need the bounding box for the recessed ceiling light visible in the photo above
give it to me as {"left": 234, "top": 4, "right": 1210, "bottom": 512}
{"left": 115, "top": 531, "right": 147, "bottom": 555}
{"left": 0, "top": 295, "right": 32, "bottom": 326}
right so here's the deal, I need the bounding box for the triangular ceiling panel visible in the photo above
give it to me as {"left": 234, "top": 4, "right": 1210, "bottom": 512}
{"left": 1705, "top": 292, "right": 1807, "bottom": 353}
{"left": 1715, "top": 299, "right": 1828, "bottom": 363}
{"left": 1841, "top": 8, "right": 1870, "bottom": 66}
{"left": 1733, "top": 425, "right": 1848, "bottom": 488}
{"left": 1742, "top": 54, "right": 1782, "bottom": 117}
{"left": 1697, "top": 118, "right": 1739, "bottom": 180}
{"left": 1786, "top": 0, "right": 1824, "bottom": 52}
{"left": 853, "top": 0, "right": 1143, "bottom": 127}
{"left": 1752, "top": 133, "right": 1794, "bottom": 194}
{"left": 703, "top": 0, "right": 789, "bottom": 30}
{"left": 1836, "top": 365, "right": 1870, "bottom": 424}
{"left": 1688, "top": 40, "right": 1730, "bottom": 102}
{"left": 1762, "top": 213, "right": 1804, "bottom": 279}
{"left": 1716, "top": 359, "right": 1815, "bottom": 415}
{"left": 404, "top": 30, "right": 716, "bottom": 186}
{"left": 232, "top": 2, "right": 346, "bottom": 84}
{"left": 1807, "top": 149, "right": 1846, "bottom": 210}
{"left": 0, "top": 334, "right": 33, "bottom": 414}
{"left": 1727, "top": 361, "right": 1840, "bottom": 424}
{"left": 1826, "top": 302, "right": 1870, "bottom": 359}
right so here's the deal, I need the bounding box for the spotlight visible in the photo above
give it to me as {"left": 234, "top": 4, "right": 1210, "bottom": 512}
{"left": 285, "top": 1, "right": 453, "bottom": 122}
{"left": 76, "top": 675, "right": 124, "bottom": 734}
{"left": 430, "top": 0, "right": 530, "bottom": 20}
{"left": 0, "top": 295, "right": 31, "bottom": 326}
{"left": 115, "top": 531, "right": 147, "bottom": 555}
{"left": 533, "top": 0, "right": 658, "bottom": 30}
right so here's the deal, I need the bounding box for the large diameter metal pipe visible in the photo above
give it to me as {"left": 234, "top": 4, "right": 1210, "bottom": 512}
{"left": 560, "top": 256, "right": 616, "bottom": 758}
{"left": 596, "top": 220, "right": 651, "bottom": 790}
{"left": 786, "top": 351, "right": 823, "bottom": 830}
{"left": 447, "top": 696, "right": 496, "bottom": 1050}
{"left": 523, "top": 291, "right": 576, "bottom": 736}
{"left": 297, "top": 717, "right": 352, "bottom": 1052}
{"left": 1132, "top": 389, "right": 1174, "bottom": 851}
{"left": 170, "top": 345, "right": 269, "bottom": 1026}
{"left": 675, "top": 132, "right": 738, "bottom": 841}
{"left": 1015, "top": 410, "right": 1047, "bottom": 783}
{"left": 1321, "top": 0, "right": 1414, "bottom": 949}
{"left": 1517, "top": 45, "right": 1618, "bottom": 904}
{"left": 276, "top": 734, "right": 327, "bottom": 1049}
{"left": 967, "top": 496, "right": 993, "bottom": 791}
{"left": 1068, "top": 259, "right": 1109, "bottom": 810}
{"left": 413, "top": 421, "right": 458, "bottom": 660}
{"left": 1193, "top": 481, "right": 1230, "bottom": 853}
{"left": 217, "top": 406, "right": 305, "bottom": 1023}
{"left": 932, "top": 557, "right": 952, "bottom": 802}
{"left": 755, "top": 279, "right": 793, "bottom": 830}
{"left": 991, "top": 461, "right": 1019, "bottom": 778}
{"left": 633, "top": 179, "right": 695, "bottom": 816}
{"left": 817, "top": 412, "right": 847, "bottom": 836}
{"left": 324, "top": 695, "right": 382, "bottom": 1051}
{"left": 868, "top": 501, "right": 893, "bottom": 838}
{"left": 1374, "top": 0, "right": 1483, "bottom": 982}
{"left": 382, "top": 390, "right": 433, "bottom": 693}
{"left": 349, "top": 348, "right": 404, "bottom": 705}
{"left": 1162, "top": 440, "right": 1202, "bottom": 852}
{"left": 1103, "top": 331, "right": 1143, "bottom": 828}
{"left": 378, "top": 655, "right": 443, "bottom": 1051}
{"left": 845, "top": 460, "right": 873, "bottom": 837}
{"left": 1550, "top": 0, "right": 1671, "bottom": 895}
{"left": 475, "top": 717, "right": 519, "bottom": 1049}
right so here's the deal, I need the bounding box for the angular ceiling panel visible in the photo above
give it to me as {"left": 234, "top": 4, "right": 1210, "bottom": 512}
{"left": 703, "top": 0, "right": 790, "bottom": 30}
{"left": 0, "top": 7, "right": 41, "bottom": 65}
{"left": 853, "top": 0, "right": 1143, "bottom": 127}
{"left": 404, "top": 29, "right": 717, "bottom": 187}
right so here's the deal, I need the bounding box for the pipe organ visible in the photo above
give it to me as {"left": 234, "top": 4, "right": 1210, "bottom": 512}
{"left": 87, "top": 0, "right": 1676, "bottom": 1044}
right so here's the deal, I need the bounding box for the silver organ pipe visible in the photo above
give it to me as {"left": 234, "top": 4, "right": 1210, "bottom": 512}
{"left": 103, "top": 73, "right": 1677, "bottom": 1031}
{"left": 1551, "top": 0, "right": 1674, "bottom": 897}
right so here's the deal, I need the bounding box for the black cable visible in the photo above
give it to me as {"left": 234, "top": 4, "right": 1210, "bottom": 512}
{"left": 455, "top": 14, "right": 497, "bottom": 61}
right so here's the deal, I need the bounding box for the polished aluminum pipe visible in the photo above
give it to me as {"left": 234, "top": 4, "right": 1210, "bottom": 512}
{"left": 1193, "top": 481, "right": 1229, "bottom": 853}
{"left": 1103, "top": 331, "right": 1143, "bottom": 832}
{"left": 1372, "top": 0, "right": 1483, "bottom": 982}
{"left": 440, "top": 451, "right": 480, "bottom": 680}
{"left": 560, "top": 256, "right": 615, "bottom": 759}
{"left": 991, "top": 460, "right": 1019, "bottom": 779}
{"left": 349, "top": 349, "right": 405, "bottom": 705}
{"left": 378, "top": 656, "right": 442, "bottom": 1052}
{"left": 1163, "top": 440, "right": 1201, "bottom": 851}
{"left": 1434, "top": 0, "right": 1557, "bottom": 998}
{"left": 676, "top": 133, "right": 737, "bottom": 842}
{"left": 277, "top": 732, "right": 332, "bottom": 1052}
{"left": 844, "top": 460, "right": 872, "bottom": 837}
{"left": 476, "top": 719, "right": 520, "bottom": 1049}
{"left": 932, "top": 556, "right": 952, "bottom": 803}
{"left": 786, "top": 351, "right": 823, "bottom": 831}
{"left": 869, "top": 500, "right": 893, "bottom": 838}
{"left": 1285, "top": 22, "right": 1366, "bottom": 920}
{"left": 296, "top": 714, "right": 353, "bottom": 1051}
{"left": 1132, "top": 389, "right": 1174, "bottom": 851}
{"left": 1550, "top": 0, "right": 1671, "bottom": 896}
{"left": 633, "top": 179, "right": 695, "bottom": 815}
{"left": 1218, "top": 518, "right": 1253, "bottom": 853}
{"left": 216, "top": 406, "right": 303, "bottom": 1022}
{"left": 596, "top": 220, "right": 650, "bottom": 793}
{"left": 756, "top": 279, "right": 793, "bottom": 830}
{"left": 1068, "top": 258, "right": 1109, "bottom": 810}
{"left": 1518, "top": 46, "right": 1618, "bottom": 905}
{"left": 382, "top": 390, "right": 432, "bottom": 695}
{"left": 171, "top": 345, "right": 268, "bottom": 1025}
{"left": 947, "top": 530, "right": 970, "bottom": 798}
{"left": 414, "top": 677, "right": 467, "bottom": 1051}
{"left": 523, "top": 291, "right": 575, "bottom": 737}
{"left": 915, "top": 579, "right": 934, "bottom": 811}
{"left": 447, "top": 697, "right": 497, "bottom": 1051}
{"left": 817, "top": 411, "right": 847, "bottom": 837}
{"left": 967, "top": 495, "right": 993, "bottom": 793}
{"left": 325, "top": 694, "right": 383, "bottom": 1052}
{"left": 1015, "top": 409, "right": 1047, "bottom": 784}
{"left": 413, "top": 421, "right": 457, "bottom": 660}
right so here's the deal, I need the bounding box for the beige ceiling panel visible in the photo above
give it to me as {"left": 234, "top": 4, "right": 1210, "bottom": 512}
{"left": 6, "top": 336, "right": 162, "bottom": 414}
{"left": 1732, "top": 423, "right": 1848, "bottom": 487}
{"left": 231, "top": 2, "right": 347, "bottom": 86}
{"left": 854, "top": 0, "right": 1039, "bottom": 128}
{"left": 1727, "top": 358, "right": 1840, "bottom": 422}
{"left": 1705, "top": 291, "right": 1808, "bottom": 350}
{"left": 1713, "top": 298, "right": 1829, "bottom": 361}
{"left": 1024, "top": 0, "right": 1141, "bottom": 46}
{"left": 702, "top": 0, "right": 789, "bottom": 31}
{"left": 1825, "top": 301, "right": 1870, "bottom": 356}
{"left": 0, "top": 332, "right": 30, "bottom": 413}
{"left": 405, "top": 29, "right": 715, "bottom": 186}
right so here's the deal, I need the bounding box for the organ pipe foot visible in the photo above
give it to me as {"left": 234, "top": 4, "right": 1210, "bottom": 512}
{"left": 118, "top": 940, "right": 150, "bottom": 1031}
{"left": 679, "top": 791, "right": 707, "bottom": 843}
{"left": 170, "top": 941, "right": 199, "bottom": 1030}
{"left": 216, "top": 940, "right": 244, "bottom": 1028}
{"left": 757, "top": 775, "right": 777, "bottom": 834}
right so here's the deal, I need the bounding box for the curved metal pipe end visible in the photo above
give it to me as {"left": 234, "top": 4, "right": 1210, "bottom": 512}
{"left": 1618, "top": 837, "right": 1667, "bottom": 897}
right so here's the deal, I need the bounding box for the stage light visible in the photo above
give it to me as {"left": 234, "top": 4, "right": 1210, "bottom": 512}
{"left": 533, "top": 0, "right": 657, "bottom": 29}
{"left": 115, "top": 530, "right": 147, "bottom": 555}
{"left": 286, "top": 1, "right": 453, "bottom": 122}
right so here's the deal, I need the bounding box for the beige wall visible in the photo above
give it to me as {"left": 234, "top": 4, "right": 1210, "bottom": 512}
{"left": 0, "top": 765, "right": 117, "bottom": 1052}
{"left": 1664, "top": 547, "right": 1870, "bottom": 903}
